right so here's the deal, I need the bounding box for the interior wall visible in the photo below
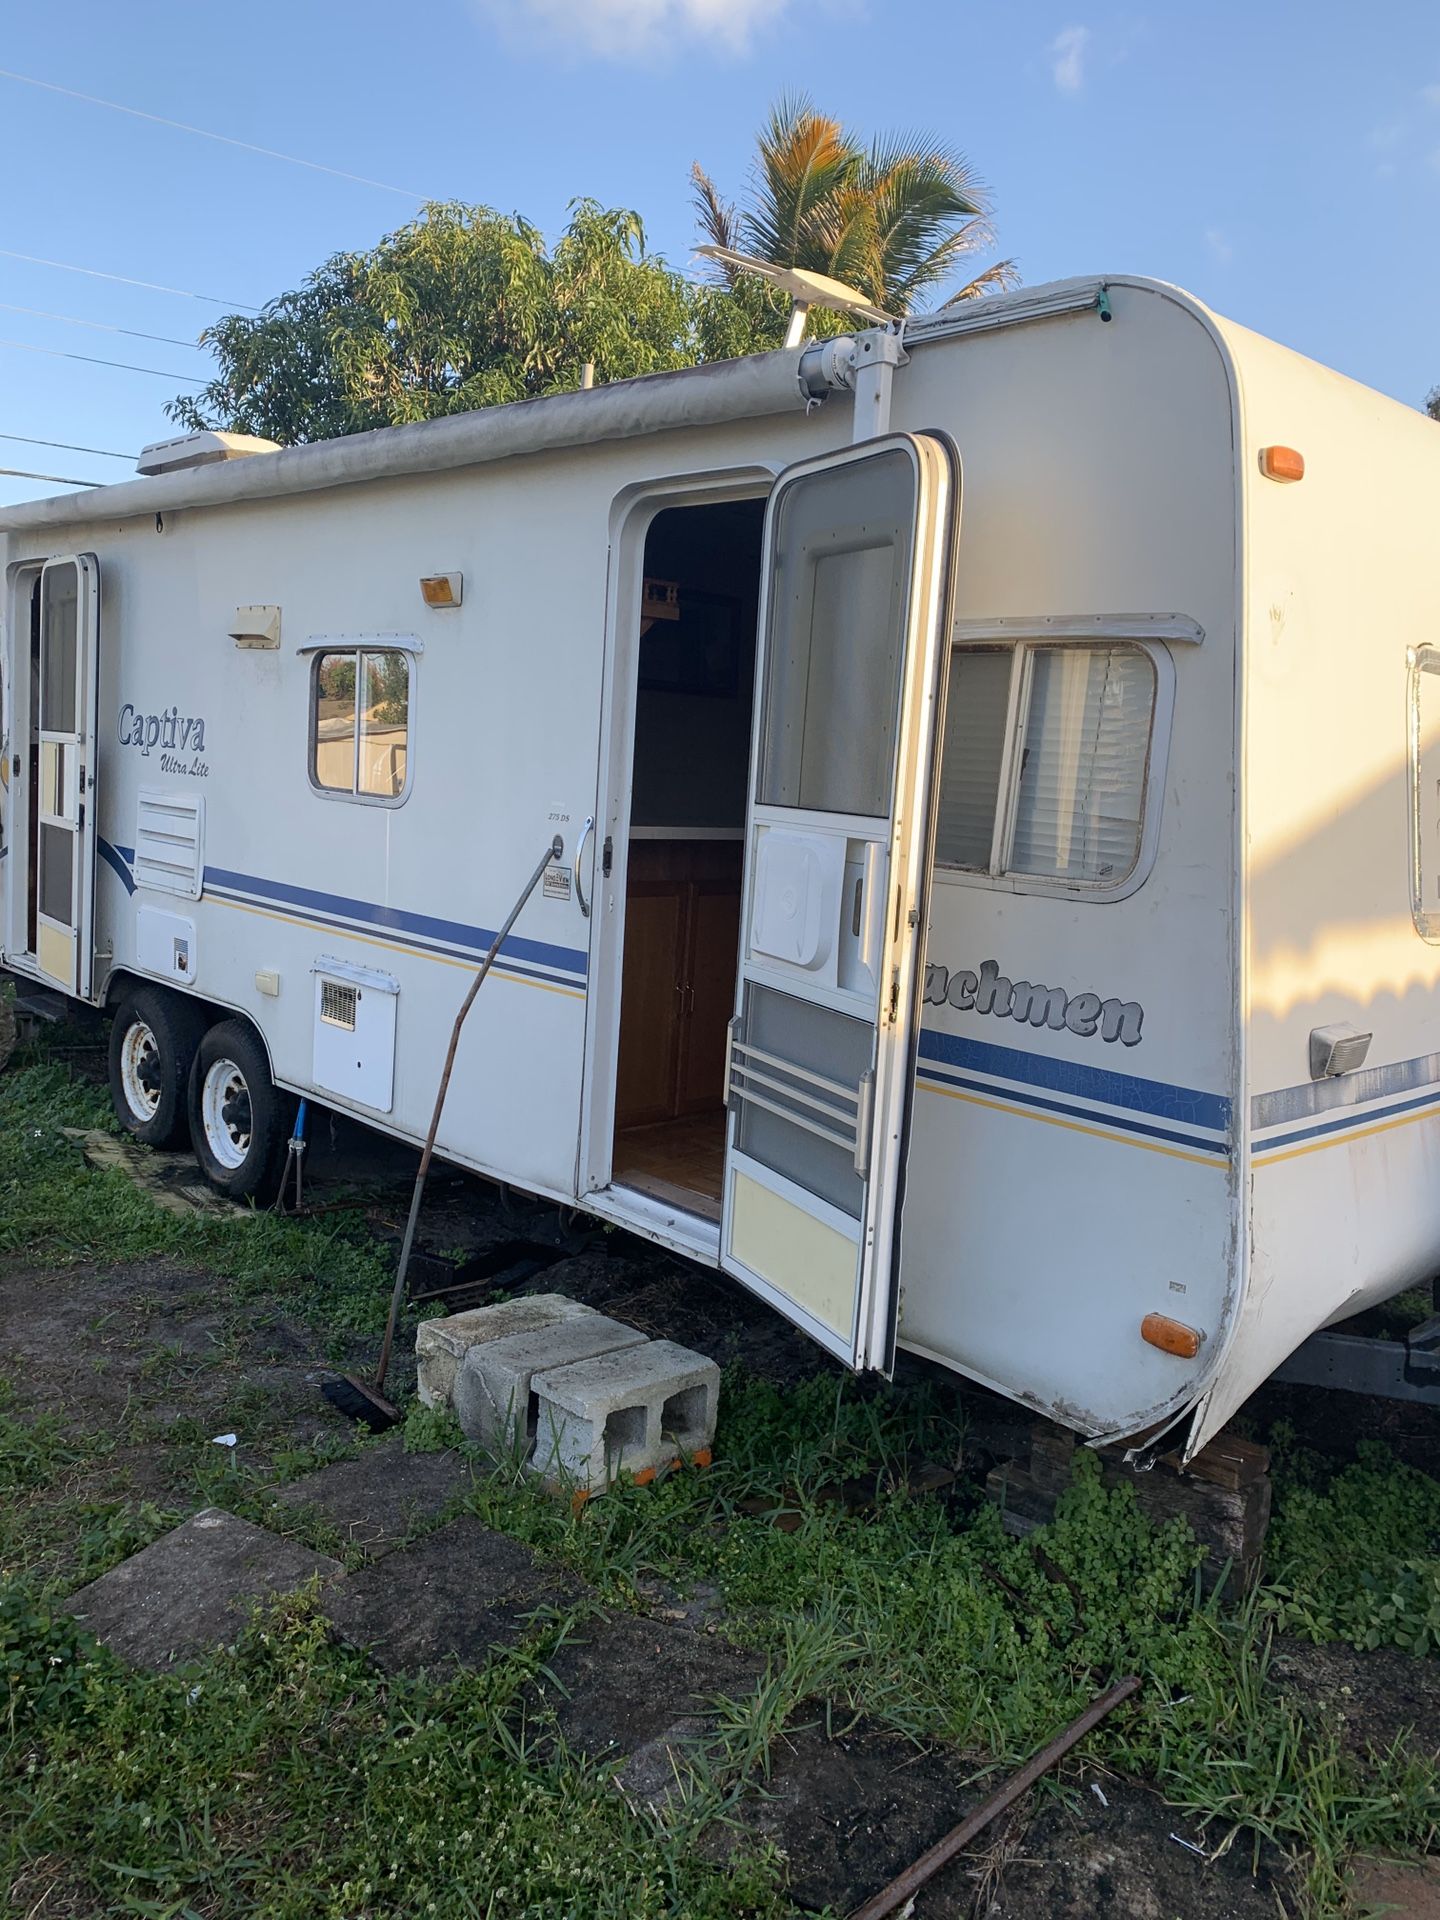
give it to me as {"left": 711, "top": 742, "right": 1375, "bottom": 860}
{"left": 630, "top": 499, "right": 763, "bottom": 830}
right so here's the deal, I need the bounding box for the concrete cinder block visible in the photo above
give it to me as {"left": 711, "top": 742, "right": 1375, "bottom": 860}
{"left": 530, "top": 1339, "right": 720, "bottom": 1492}
{"left": 454, "top": 1314, "right": 647, "bottom": 1457}
{"left": 415, "top": 1293, "right": 605, "bottom": 1410}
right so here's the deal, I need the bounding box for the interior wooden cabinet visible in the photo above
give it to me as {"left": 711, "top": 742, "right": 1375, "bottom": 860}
{"left": 614, "top": 838, "right": 741, "bottom": 1130}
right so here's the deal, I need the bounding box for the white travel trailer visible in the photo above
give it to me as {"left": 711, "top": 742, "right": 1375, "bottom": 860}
{"left": 3, "top": 275, "right": 1438, "bottom": 1461}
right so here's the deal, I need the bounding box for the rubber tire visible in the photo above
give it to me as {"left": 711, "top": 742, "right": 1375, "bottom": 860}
{"left": 187, "top": 1019, "right": 291, "bottom": 1202}
{"left": 108, "top": 986, "right": 208, "bottom": 1149}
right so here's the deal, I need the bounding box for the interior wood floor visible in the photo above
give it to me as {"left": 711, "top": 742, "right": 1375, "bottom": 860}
{"left": 613, "top": 1110, "right": 726, "bottom": 1222}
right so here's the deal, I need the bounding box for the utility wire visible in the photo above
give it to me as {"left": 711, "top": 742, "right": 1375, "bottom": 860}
{"left": 0, "top": 246, "right": 257, "bottom": 312}
{"left": 0, "top": 337, "right": 205, "bottom": 383}
{"left": 0, "top": 430, "right": 136, "bottom": 461}
{"left": 0, "top": 465, "right": 101, "bottom": 487}
{"left": 0, "top": 301, "right": 202, "bottom": 350}
{"left": 0, "top": 68, "right": 430, "bottom": 201}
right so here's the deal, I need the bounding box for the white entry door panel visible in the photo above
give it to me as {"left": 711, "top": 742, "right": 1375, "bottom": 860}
{"left": 34, "top": 556, "right": 100, "bottom": 997}
{"left": 721, "top": 434, "right": 959, "bottom": 1370}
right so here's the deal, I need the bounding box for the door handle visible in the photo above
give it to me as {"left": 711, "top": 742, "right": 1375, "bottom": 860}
{"left": 853, "top": 1069, "right": 875, "bottom": 1176}
{"left": 574, "top": 815, "right": 594, "bottom": 918}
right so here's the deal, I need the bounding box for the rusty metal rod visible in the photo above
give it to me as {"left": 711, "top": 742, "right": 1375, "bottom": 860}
{"left": 847, "top": 1674, "right": 1141, "bottom": 1920}
{"left": 371, "top": 835, "right": 563, "bottom": 1397}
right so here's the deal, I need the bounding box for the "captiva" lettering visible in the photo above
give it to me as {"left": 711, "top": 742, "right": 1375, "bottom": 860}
{"left": 118, "top": 704, "right": 207, "bottom": 759}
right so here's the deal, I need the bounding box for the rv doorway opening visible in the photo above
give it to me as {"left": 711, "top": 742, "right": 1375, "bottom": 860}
{"left": 611, "top": 497, "right": 765, "bottom": 1224}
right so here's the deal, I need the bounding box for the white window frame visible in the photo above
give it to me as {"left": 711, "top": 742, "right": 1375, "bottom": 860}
{"left": 303, "top": 634, "right": 418, "bottom": 808}
{"left": 933, "top": 627, "right": 1179, "bottom": 905}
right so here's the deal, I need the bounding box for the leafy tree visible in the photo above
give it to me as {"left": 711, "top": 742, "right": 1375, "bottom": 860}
{"left": 1428, "top": 387, "right": 1440, "bottom": 422}
{"left": 692, "top": 93, "right": 1017, "bottom": 338}
{"left": 170, "top": 199, "right": 766, "bottom": 445}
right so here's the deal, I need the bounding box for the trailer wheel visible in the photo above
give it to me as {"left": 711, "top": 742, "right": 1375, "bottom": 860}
{"left": 187, "top": 1020, "right": 290, "bottom": 1202}
{"left": 108, "top": 986, "right": 208, "bottom": 1149}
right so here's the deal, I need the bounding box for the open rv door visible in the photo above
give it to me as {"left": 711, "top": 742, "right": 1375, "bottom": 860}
{"left": 34, "top": 556, "right": 100, "bottom": 997}
{"left": 720, "top": 434, "right": 959, "bottom": 1370}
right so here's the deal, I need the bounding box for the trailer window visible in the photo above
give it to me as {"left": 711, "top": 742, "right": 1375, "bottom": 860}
{"left": 935, "top": 643, "right": 1156, "bottom": 894}
{"left": 311, "top": 648, "right": 410, "bottom": 801}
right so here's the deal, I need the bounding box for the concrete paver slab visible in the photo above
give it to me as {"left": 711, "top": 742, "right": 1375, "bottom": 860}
{"left": 268, "top": 1437, "right": 473, "bottom": 1555}
{"left": 324, "top": 1514, "right": 583, "bottom": 1673}
{"left": 531, "top": 1613, "right": 764, "bottom": 1807}
{"left": 68, "top": 1508, "right": 343, "bottom": 1670}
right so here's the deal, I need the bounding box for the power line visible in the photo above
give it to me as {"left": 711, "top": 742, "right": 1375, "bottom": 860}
{"left": 0, "top": 247, "right": 257, "bottom": 312}
{"left": 0, "top": 430, "right": 136, "bottom": 461}
{"left": 0, "top": 67, "right": 430, "bottom": 201}
{"left": 0, "top": 337, "right": 205, "bottom": 383}
{"left": 0, "top": 465, "right": 101, "bottom": 488}
{"left": 0, "top": 301, "right": 203, "bottom": 349}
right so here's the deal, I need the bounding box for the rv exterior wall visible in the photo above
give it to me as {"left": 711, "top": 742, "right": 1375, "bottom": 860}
{"left": 1188, "top": 316, "right": 1440, "bottom": 1451}
{"left": 894, "top": 285, "right": 1240, "bottom": 1440}
{"left": 2, "top": 413, "right": 828, "bottom": 1207}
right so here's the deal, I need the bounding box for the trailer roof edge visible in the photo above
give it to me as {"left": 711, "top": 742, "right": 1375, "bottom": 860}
{"left": 0, "top": 345, "right": 823, "bottom": 536}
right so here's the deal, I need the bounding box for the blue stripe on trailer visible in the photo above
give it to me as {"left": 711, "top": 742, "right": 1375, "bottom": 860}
{"left": 203, "top": 864, "right": 589, "bottom": 982}
{"left": 916, "top": 1059, "right": 1231, "bottom": 1155}
{"left": 917, "top": 1027, "right": 1231, "bottom": 1136}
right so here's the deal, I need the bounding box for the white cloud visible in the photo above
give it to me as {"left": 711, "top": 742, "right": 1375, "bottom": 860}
{"left": 474, "top": 0, "right": 794, "bottom": 59}
{"left": 1369, "top": 119, "right": 1406, "bottom": 151}
{"left": 1422, "top": 82, "right": 1440, "bottom": 106}
{"left": 1204, "top": 228, "right": 1232, "bottom": 265}
{"left": 1049, "top": 25, "right": 1092, "bottom": 94}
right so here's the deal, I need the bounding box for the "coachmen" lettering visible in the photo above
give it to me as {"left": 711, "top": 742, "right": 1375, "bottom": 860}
{"left": 925, "top": 959, "right": 1144, "bottom": 1048}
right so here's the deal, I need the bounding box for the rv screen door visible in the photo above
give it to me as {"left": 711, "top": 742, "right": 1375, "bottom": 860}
{"left": 34, "top": 556, "right": 100, "bottom": 997}
{"left": 720, "top": 434, "right": 958, "bottom": 1370}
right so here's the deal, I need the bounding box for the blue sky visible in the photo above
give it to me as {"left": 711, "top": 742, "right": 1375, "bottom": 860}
{"left": 0, "top": 0, "right": 1435, "bottom": 506}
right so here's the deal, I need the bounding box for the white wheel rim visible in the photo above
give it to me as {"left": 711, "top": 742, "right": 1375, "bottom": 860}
{"left": 201, "top": 1057, "right": 251, "bottom": 1170}
{"left": 120, "top": 1020, "right": 162, "bottom": 1120}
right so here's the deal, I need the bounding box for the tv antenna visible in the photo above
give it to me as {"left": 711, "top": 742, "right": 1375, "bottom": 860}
{"left": 695, "top": 245, "right": 895, "bottom": 348}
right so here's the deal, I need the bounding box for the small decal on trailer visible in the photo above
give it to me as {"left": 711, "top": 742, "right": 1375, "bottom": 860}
{"left": 924, "top": 958, "right": 1144, "bottom": 1048}
{"left": 543, "top": 866, "right": 573, "bottom": 901}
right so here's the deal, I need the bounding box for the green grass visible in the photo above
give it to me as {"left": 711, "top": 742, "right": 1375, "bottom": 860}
{"left": 1262, "top": 1430, "right": 1440, "bottom": 1656}
{"left": 2, "top": 1589, "right": 794, "bottom": 1920}
{"left": 0, "top": 1061, "right": 399, "bottom": 1336}
{"left": 3, "top": 1050, "right": 1440, "bottom": 1915}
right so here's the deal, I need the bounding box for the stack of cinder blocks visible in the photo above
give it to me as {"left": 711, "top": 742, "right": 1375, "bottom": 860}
{"left": 416, "top": 1295, "right": 719, "bottom": 1497}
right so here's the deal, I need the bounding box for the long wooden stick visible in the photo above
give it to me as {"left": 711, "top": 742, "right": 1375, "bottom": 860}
{"left": 847, "top": 1674, "right": 1141, "bottom": 1920}
{"left": 371, "top": 835, "right": 562, "bottom": 1397}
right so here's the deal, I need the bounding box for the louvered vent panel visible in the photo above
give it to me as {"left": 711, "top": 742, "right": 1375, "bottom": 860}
{"left": 320, "top": 981, "right": 358, "bottom": 1030}
{"left": 134, "top": 789, "right": 204, "bottom": 899}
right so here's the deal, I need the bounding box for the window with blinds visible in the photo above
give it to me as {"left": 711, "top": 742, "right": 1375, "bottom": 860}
{"left": 934, "top": 643, "right": 1157, "bottom": 892}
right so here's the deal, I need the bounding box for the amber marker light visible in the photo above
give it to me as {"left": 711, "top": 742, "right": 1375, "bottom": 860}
{"left": 1258, "top": 445, "right": 1305, "bottom": 483}
{"left": 1141, "top": 1312, "right": 1204, "bottom": 1359}
{"left": 419, "top": 572, "right": 463, "bottom": 607}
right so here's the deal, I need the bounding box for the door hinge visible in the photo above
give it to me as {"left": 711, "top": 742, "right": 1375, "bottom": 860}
{"left": 602, "top": 835, "right": 613, "bottom": 879}
{"left": 888, "top": 967, "right": 900, "bottom": 1022}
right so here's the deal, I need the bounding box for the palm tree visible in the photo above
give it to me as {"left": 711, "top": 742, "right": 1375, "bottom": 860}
{"left": 692, "top": 95, "right": 1017, "bottom": 322}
